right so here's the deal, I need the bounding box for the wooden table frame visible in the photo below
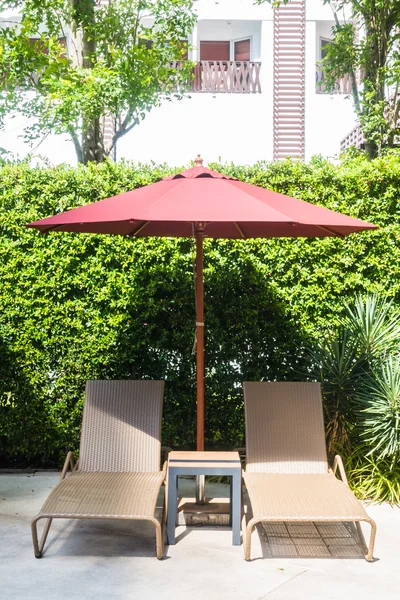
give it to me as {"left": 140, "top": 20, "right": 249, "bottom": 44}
{"left": 166, "top": 451, "right": 242, "bottom": 546}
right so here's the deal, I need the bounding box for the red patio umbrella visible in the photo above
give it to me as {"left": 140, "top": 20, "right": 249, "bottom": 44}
{"left": 27, "top": 156, "right": 377, "bottom": 451}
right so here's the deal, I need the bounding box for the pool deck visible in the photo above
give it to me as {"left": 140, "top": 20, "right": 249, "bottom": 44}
{"left": 1, "top": 472, "right": 399, "bottom": 600}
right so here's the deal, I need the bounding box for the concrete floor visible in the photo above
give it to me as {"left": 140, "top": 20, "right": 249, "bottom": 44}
{"left": 0, "top": 472, "right": 399, "bottom": 600}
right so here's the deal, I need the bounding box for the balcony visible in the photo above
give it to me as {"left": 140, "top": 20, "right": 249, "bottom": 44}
{"left": 172, "top": 60, "right": 262, "bottom": 94}
{"left": 340, "top": 124, "right": 364, "bottom": 152}
{"left": 315, "top": 70, "right": 354, "bottom": 95}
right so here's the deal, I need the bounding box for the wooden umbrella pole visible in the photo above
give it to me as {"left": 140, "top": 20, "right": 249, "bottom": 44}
{"left": 195, "top": 226, "right": 205, "bottom": 504}
{"left": 195, "top": 228, "right": 205, "bottom": 452}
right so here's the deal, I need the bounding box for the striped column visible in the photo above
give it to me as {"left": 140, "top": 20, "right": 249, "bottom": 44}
{"left": 273, "top": 0, "right": 306, "bottom": 161}
{"left": 99, "top": 0, "right": 116, "bottom": 160}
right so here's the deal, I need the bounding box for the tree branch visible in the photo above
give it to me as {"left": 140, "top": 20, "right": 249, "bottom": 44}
{"left": 331, "top": 2, "right": 362, "bottom": 117}
{"left": 105, "top": 113, "right": 138, "bottom": 157}
{"left": 67, "top": 126, "right": 84, "bottom": 163}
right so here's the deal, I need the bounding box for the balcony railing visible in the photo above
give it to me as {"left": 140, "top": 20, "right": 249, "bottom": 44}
{"left": 171, "top": 60, "right": 262, "bottom": 94}
{"left": 340, "top": 124, "right": 365, "bottom": 152}
{"left": 316, "top": 70, "right": 355, "bottom": 94}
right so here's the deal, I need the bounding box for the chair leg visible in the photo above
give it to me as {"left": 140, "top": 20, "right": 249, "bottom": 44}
{"left": 240, "top": 485, "right": 245, "bottom": 546}
{"left": 355, "top": 519, "right": 377, "bottom": 562}
{"left": 139, "top": 516, "right": 164, "bottom": 559}
{"left": 162, "top": 487, "right": 167, "bottom": 546}
{"left": 365, "top": 519, "right": 377, "bottom": 562}
{"left": 355, "top": 521, "right": 368, "bottom": 555}
{"left": 245, "top": 518, "right": 257, "bottom": 561}
{"left": 152, "top": 518, "right": 163, "bottom": 560}
{"left": 31, "top": 517, "right": 53, "bottom": 558}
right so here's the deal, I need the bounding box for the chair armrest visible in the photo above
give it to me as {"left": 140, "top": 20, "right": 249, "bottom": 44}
{"left": 161, "top": 446, "right": 172, "bottom": 467}
{"left": 332, "top": 454, "right": 349, "bottom": 486}
{"left": 162, "top": 460, "right": 168, "bottom": 483}
{"left": 60, "top": 451, "right": 76, "bottom": 481}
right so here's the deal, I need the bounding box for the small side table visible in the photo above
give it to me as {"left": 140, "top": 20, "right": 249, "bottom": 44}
{"left": 167, "top": 451, "right": 242, "bottom": 546}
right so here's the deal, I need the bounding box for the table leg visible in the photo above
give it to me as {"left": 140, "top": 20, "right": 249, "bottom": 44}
{"left": 167, "top": 468, "right": 178, "bottom": 545}
{"left": 195, "top": 474, "right": 205, "bottom": 504}
{"left": 231, "top": 470, "right": 241, "bottom": 546}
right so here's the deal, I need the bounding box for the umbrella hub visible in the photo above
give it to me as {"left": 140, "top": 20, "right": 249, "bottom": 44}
{"left": 194, "top": 222, "right": 206, "bottom": 235}
{"left": 163, "top": 156, "right": 236, "bottom": 181}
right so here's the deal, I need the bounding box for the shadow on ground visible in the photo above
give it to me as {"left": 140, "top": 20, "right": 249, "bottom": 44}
{"left": 254, "top": 521, "right": 364, "bottom": 560}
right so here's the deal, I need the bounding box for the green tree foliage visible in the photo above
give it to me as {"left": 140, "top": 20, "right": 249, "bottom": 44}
{"left": 256, "top": 0, "right": 400, "bottom": 159}
{"left": 0, "top": 1, "right": 195, "bottom": 163}
{"left": 320, "top": 0, "right": 400, "bottom": 159}
{"left": 1, "top": 154, "right": 400, "bottom": 468}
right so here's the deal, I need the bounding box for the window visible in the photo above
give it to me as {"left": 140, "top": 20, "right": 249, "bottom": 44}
{"left": 234, "top": 39, "right": 250, "bottom": 61}
{"left": 316, "top": 37, "right": 331, "bottom": 91}
{"left": 199, "top": 39, "right": 251, "bottom": 62}
{"left": 320, "top": 38, "right": 330, "bottom": 61}
{"left": 200, "top": 41, "right": 230, "bottom": 61}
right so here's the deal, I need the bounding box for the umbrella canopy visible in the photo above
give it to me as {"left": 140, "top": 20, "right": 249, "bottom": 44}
{"left": 30, "top": 160, "right": 375, "bottom": 238}
{"left": 27, "top": 156, "right": 378, "bottom": 451}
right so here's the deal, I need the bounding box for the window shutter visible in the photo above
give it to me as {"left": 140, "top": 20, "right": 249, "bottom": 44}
{"left": 200, "top": 41, "right": 230, "bottom": 61}
{"left": 234, "top": 39, "right": 250, "bottom": 61}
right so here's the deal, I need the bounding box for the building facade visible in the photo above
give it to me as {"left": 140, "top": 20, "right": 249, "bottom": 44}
{"left": 0, "top": 0, "right": 357, "bottom": 165}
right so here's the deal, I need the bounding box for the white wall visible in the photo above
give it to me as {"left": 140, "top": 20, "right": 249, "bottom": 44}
{"left": 305, "top": 20, "right": 356, "bottom": 159}
{"left": 316, "top": 20, "right": 335, "bottom": 49}
{"left": 0, "top": 1, "right": 358, "bottom": 166}
{"left": 117, "top": 92, "right": 272, "bottom": 166}
{"left": 306, "top": 0, "right": 349, "bottom": 21}
{"left": 117, "top": 16, "right": 274, "bottom": 166}
{"left": 194, "top": 0, "right": 272, "bottom": 21}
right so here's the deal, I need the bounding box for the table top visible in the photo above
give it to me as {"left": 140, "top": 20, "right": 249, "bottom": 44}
{"left": 168, "top": 451, "right": 241, "bottom": 469}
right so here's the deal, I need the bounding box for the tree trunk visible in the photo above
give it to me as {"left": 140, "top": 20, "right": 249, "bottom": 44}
{"left": 81, "top": 117, "right": 107, "bottom": 163}
{"left": 364, "top": 139, "right": 378, "bottom": 160}
{"left": 69, "top": 0, "right": 107, "bottom": 164}
{"left": 360, "top": 20, "right": 386, "bottom": 160}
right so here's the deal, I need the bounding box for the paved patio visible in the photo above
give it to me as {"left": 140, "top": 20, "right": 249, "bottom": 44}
{"left": 1, "top": 472, "right": 399, "bottom": 599}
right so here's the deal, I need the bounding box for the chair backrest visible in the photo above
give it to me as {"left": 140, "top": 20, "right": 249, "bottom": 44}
{"left": 244, "top": 381, "right": 328, "bottom": 474}
{"left": 79, "top": 380, "right": 164, "bottom": 473}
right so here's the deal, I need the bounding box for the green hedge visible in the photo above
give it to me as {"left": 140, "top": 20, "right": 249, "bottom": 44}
{"left": 1, "top": 154, "right": 399, "bottom": 467}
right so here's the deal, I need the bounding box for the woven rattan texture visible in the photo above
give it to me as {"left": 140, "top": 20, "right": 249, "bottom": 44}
{"left": 244, "top": 472, "right": 369, "bottom": 520}
{"left": 79, "top": 380, "right": 164, "bottom": 473}
{"left": 40, "top": 471, "right": 164, "bottom": 518}
{"left": 244, "top": 382, "right": 328, "bottom": 474}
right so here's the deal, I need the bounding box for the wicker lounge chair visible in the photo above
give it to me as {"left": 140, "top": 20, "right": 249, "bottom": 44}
{"left": 242, "top": 381, "right": 377, "bottom": 561}
{"left": 31, "top": 380, "right": 166, "bottom": 559}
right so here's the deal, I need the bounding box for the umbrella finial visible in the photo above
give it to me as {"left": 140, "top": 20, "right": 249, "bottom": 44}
{"left": 195, "top": 154, "right": 204, "bottom": 167}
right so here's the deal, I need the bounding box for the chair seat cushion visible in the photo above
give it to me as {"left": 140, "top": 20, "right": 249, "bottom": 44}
{"left": 38, "top": 471, "right": 164, "bottom": 519}
{"left": 244, "top": 472, "right": 370, "bottom": 521}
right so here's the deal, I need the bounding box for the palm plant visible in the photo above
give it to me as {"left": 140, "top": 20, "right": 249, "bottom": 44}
{"left": 303, "top": 294, "right": 400, "bottom": 460}
{"left": 345, "top": 294, "right": 400, "bottom": 361}
{"left": 356, "top": 356, "right": 400, "bottom": 467}
{"left": 304, "top": 327, "right": 365, "bottom": 455}
{"left": 346, "top": 446, "right": 400, "bottom": 505}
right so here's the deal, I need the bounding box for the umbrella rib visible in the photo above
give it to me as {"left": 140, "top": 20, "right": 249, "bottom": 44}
{"left": 40, "top": 224, "right": 67, "bottom": 234}
{"left": 129, "top": 221, "right": 150, "bottom": 236}
{"left": 315, "top": 225, "right": 345, "bottom": 238}
{"left": 234, "top": 222, "right": 246, "bottom": 239}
